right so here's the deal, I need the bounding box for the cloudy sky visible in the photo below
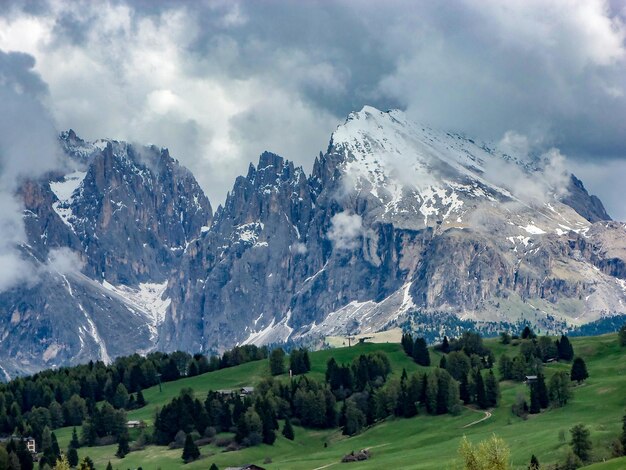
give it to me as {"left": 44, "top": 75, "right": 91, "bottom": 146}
{"left": 1, "top": 0, "right": 625, "bottom": 219}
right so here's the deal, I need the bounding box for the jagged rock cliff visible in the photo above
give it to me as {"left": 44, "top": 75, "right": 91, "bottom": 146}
{"left": 159, "top": 107, "right": 625, "bottom": 353}
{"left": 1, "top": 106, "right": 624, "bottom": 377}
{"left": 0, "top": 131, "right": 211, "bottom": 377}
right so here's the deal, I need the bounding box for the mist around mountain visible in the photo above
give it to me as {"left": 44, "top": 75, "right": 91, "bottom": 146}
{"left": 1, "top": 107, "right": 625, "bottom": 377}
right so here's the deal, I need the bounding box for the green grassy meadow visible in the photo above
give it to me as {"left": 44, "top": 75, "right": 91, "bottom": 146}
{"left": 55, "top": 334, "right": 626, "bottom": 469}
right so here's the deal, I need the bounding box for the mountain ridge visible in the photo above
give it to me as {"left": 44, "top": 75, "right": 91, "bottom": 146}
{"left": 1, "top": 106, "right": 624, "bottom": 377}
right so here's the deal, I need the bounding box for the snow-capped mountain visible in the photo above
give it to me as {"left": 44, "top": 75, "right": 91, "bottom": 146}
{"left": 0, "top": 131, "right": 211, "bottom": 377}
{"left": 1, "top": 106, "right": 624, "bottom": 377}
{"left": 161, "top": 106, "right": 625, "bottom": 353}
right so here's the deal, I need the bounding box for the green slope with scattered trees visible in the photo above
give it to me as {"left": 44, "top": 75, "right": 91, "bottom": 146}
{"left": 1, "top": 325, "right": 626, "bottom": 469}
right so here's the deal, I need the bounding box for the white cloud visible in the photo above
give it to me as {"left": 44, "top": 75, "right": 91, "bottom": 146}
{"left": 328, "top": 212, "right": 364, "bottom": 250}
{"left": 0, "top": 0, "right": 624, "bottom": 220}
{"left": 291, "top": 242, "right": 308, "bottom": 255}
{"left": 0, "top": 49, "right": 63, "bottom": 292}
{"left": 46, "top": 247, "right": 84, "bottom": 275}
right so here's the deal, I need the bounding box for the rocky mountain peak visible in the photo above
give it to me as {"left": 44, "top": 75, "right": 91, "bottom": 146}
{"left": 1, "top": 110, "right": 624, "bottom": 378}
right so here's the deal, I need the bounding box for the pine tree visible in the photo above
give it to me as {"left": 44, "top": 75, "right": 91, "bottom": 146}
{"left": 401, "top": 332, "right": 414, "bottom": 355}
{"left": 571, "top": 357, "right": 589, "bottom": 384}
{"left": 459, "top": 373, "right": 470, "bottom": 405}
{"left": 269, "top": 348, "right": 286, "bottom": 376}
{"left": 303, "top": 350, "right": 311, "bottom": 372}
{"left": 475, "top": 370, "right": 487, "bottom": 409}
{"left": 529, "top": 454, "right": 540, "bottom": 469}
{"left": 51, "top": 432, "right": 61, "bottom": 459}
{"left": 536, "top": 373, "right": 549, "bottom": 409}
{"left": 69, "top": 426, "right": 80, "bottom": 450}
{"left": 282, "top": 417, "right": 294, "bottom": 440}
{"left": 412, "top": 338, "right": 430, "bottom": 366}
{"left": 529, "top": 383, "right": 541, "bottom": 414}
{"left": 116, "top": 433, "right": 130, "bottom": 458}
{"left": 570, "top": 423, "right": 592, "bottom": 462}
{"left": 439, "top": 355, "right": 447, "bottom": 369}
{"left": 67, "top": 447, "right": 79, "bottom": 467}
{"left": 498, "top": 354, "right": 512, "bottom": 380}
{"left": 558, "top": 335, "right": 574, "bottom": 361}
{"left": 182, "top": 433, "right": 200, "bottom": 463}
{"left": 210, "top": 464, "right": 219, "bottom": 470}
{"left": 42, "top": 425, "right": 52, "bottom": 453}
{"left": 53, "top": 454, "right": 71, "bottom": 470}
{"left": 106, "top": 462, "right": 113, "bottom": 470}
{"left": 187, "top": 360, "right": 199, "bottom": 377}
{"left": 485, "top": 369, "right": 500, "bottom": 407}
{"left": 78, "top": 456, "right": 95, "bottom": 470}
{"left": 136, "top": 389, "right": 146, "bottom": 407}
{"left": 441, "top": 335, "right": 450, "bottom": 353}
{"left": 521, "top": 326, "right": 536, "bottom": 339}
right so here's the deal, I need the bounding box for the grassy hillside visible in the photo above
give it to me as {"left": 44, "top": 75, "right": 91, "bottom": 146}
{"left": 54, "top": 334, "right": 626, "bottom": 469}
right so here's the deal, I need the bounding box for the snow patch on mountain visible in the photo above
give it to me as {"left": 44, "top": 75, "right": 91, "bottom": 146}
{"left": 100, "top": 280, "right": 170, "bottom": 341}
{"left": 50, "top": 171, "right": 86, "bottom": 229}
{"left": 241, "top": 310, "right": 293, "bottom": 346}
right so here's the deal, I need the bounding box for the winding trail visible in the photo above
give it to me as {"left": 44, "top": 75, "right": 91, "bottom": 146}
{"left": 462, "top": 407, "right": 492, "bottom": 428}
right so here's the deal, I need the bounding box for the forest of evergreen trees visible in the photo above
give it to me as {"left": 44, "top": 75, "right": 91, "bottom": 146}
{"left": 0, "top": 326, "right": 597, "bottom": 466}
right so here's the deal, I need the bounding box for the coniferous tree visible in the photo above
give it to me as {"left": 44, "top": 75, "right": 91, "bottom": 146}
{"left": 282, "top": 417, "right": 294, "bottom": 440}
{"left": 256, "top": 399, "right": 277, "bottom": 445}
{"left": 485, "top": 369, "right": 500, "bottom": 407}
{"left": 536, "top": 373, "right": 549, "bottom": 409}
{"left": 571, "top": 358, "right": 589, "bottom": 384}
{"left": 51, "top": 432, "right": 61, "bottom": 458}
{"left": 459, "top": 373, "right": 470, "bottom": 405}
{"left": 401, "top": 332, "right": 414, "bottom": 355}
{"left": 53, "top": 454, "right": 71, "bottom": 470}
{"left": 210, "top": 464, "right": 219, "bottom": 470}
{"left": 570, "top": 423, "right": 592, "bottom": 462}
{"left": 106, "top": 462, "right": 113, "bottom": 470}
{"left": 558, "top": 335, "right": 574, "bottom": 361}
{"left": 16, "top": 438, "right": 34, "bottom": 470}
{"left": 474, "top": 370, "right": 487, "bottom": 409}
{"left": 182, "top": 433, "right": 200, "bottom": 463}
{"left": 112, "top": 383, "right": 129, "bottom": 409}
{"left": 187, "top": 360, "right": 199, "bottom": 377}
{"left": 136, "top": 390, "right": 146, "bottom": 408}
{"left": 529, "top": 454, "right": 540, "bottom": 470}
{"left": 78, "top": 456, "right": 95, "bottom": 470}
{"left": 529, "top": 383, "right": 541, "bottom": 414}
{"left": 498, "top": 354, "right": 512, "bottom": 380}
{"left": 412, "top": 338, "right": 430, "bottom": 366}
{"left": 116, "top": 433, "right": 130, "bottom": 458}
{"left": 521, "top": 326, "right": 536, "bottom": 340}
{"left": 67, "top": 447, "right": 79, "bottom": 467}
{"left": 439, "top": 355, "right": 447, "bottom": 369}
{"left": 269, "top": 348, "right": 286, "bottom": 376}
{"left": 441, "top": 336, "right": 450, "bottom": 353}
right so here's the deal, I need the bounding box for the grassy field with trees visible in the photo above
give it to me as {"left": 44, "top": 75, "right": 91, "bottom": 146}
{"left": 2, "top": 329, "right": 626, "bottom": 469}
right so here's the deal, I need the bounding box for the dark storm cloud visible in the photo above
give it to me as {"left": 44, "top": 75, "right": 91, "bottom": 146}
{"left": 0, "top": 0, "right": 624, "bottom": 218}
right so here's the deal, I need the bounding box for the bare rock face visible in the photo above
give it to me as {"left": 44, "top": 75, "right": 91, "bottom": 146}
{"left": 160, "top": 107, "right": 625, "bottom": 354}
{"left": 561, "top": 174, "right": 611, "bottom": 223}
{"left": 0, "top": 131, "right": 212, "bottom": 377}
{"left": 2, "top": 107, "right": 624, "bottom": 377}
